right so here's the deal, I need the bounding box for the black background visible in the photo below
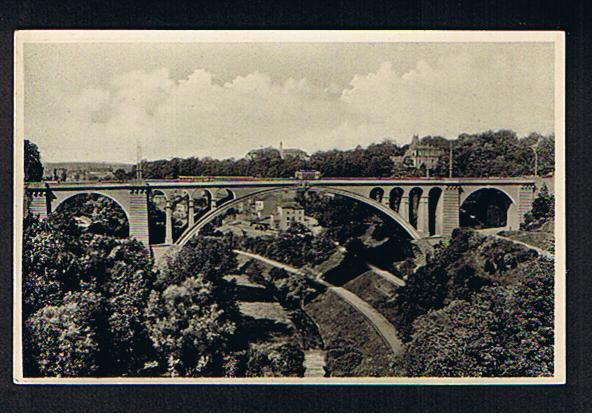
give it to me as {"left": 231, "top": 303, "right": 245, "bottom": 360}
{"left": 0, "top": 0, "right": 590, "bottom": 412}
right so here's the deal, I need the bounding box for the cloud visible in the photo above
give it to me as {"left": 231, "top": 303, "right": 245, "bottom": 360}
{"left": 26, "top": 53, "right": 554, "bottom": 163}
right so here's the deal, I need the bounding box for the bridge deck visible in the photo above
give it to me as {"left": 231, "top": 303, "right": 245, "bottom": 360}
{"left": 25, "top": 176, "right": 538, "bottom": 191}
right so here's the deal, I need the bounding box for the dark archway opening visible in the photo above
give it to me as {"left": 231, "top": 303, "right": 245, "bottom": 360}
{"left": 215, "top": 189, "right": 235, "bottom": 206}
{"left": 54, "top": 193, "right": 129, "bottom": 238}
{"left": 369, "top": 187, "right": 385, "bottom": 203}
{"left": 428, "top": 187, "right": 442, "bottom": 236}
{"left": 148, "top": 190, "right": 167, "bottom": 244}
{"left": 192, "top": 190, "right": 212, "bottom": 223}
{"left": 148, "top": 190, "right": 188, "bottom": 244}
{"left": 389, "top": 187, "right": 404, "bottom": 212}
{"left": 460, "top": 188, "right": 513, "bottom": 229}
{"left": 408, "top": 187, "right": 423, "bottom": 229}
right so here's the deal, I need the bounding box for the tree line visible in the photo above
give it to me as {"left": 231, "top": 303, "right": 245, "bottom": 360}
{"left": 136, "top": 130, "right": 554, "bottom": 179}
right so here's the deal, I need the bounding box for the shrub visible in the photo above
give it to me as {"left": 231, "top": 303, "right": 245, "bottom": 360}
{"left": 324, "top": 338, "right": 363, "bottom": 377}
{"left": 145, "top": 276, "right": 240, "bottom": 377}
{"left": 245, "top": 342, "right": 305, "bottom": 377}
{"left": 521, "top": 185, "right": 554, "bottom": 231}
{"left": 26, "top": 291, "right": 102, "bottom": 377}
{"left": 394, "top": 258, "right": 554, "bottom": 377}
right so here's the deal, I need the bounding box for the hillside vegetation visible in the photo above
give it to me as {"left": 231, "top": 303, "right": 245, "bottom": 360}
{"left": 390, "top": 229, "right": 554, "bottom": 377}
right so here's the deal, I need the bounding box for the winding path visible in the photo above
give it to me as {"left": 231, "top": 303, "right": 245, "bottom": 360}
{"left": 475, "top": 230, "right": 555, "bottom": 260}
{"left": 234, "top": 249, "right": 405, "bottom": 357}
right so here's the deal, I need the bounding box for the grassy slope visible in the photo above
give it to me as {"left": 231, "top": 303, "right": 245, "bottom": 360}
{"left": 303, "top": 290, "right": 396, "bottom": 377}
{"left": 342, "top": 271, "right": 400, "bottom": 323}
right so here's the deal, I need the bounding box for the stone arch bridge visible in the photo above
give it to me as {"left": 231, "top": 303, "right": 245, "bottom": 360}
{"left": 26, "top": 177, "right": 536, "bottom": 249}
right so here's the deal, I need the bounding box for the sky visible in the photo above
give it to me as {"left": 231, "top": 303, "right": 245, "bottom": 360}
{"left": 23, "top": 41, "right": 555, "bottom": 163}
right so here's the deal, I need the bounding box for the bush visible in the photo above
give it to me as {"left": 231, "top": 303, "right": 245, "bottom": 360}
{"left": 324, "top": 338, "right": 363, "bottom": 377}
{"left": 23, "top": 210, "right": 158, "bottom": 376}
{"left": 521, "top": 185, "right": 554, "bottom": 231}
{"left": 245, "top": 342, "right": 305, "bottom": 377}
{"left": 393, "top": 256, "right": 554, "bottom": 377}
{"left": 26, "top": 291, "right": 102, "bottom": 377}
{"left": 145, "top": 276, "right": 241, "bottom": 377}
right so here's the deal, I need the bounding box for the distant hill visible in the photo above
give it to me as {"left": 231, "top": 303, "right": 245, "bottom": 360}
{"left": 44, "top": 162, "right": 134, "bottom": 172}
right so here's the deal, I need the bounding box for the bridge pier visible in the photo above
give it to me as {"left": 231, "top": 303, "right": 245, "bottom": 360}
{"left": 441, "top": 185, "right": 461, "bottom": 236}
{"left": 187, "top": 198, "right": 195, "bottom": 228}
{"left": 400, "top": 195, "right": 409, "bottom": 224}
{"left": 164, "top": 200, "right": 174, "bottom": 245}
{"left": 128, "top": 189, "right": 150, "bottom": 247}
{"left": 517, "top": 184, "right": 536, "bottom": 229}
{"left": 416, "top": 195, "right": 429, "bottom": 236}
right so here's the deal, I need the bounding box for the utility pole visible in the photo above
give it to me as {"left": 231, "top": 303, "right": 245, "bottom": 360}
{"left": 530, "top": 138, "right": 540, "bottom": 177}
{"left": 448, "top": 140, "right": 453, "bottom": 178}
{"left": 136, "top": 139, "right": 143, "bottom": 181}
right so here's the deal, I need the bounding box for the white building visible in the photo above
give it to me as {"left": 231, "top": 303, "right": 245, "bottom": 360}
{"left": 270, "top": 202, "right": 305, "bottom": 231}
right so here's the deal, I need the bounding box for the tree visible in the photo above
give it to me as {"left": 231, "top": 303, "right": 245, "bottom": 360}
{"left": 26, "top": 291, "right": 102, "bottom": 377}
{"left": 521, "top": 185, "right": 554, "bottom": 230}
{"left": 394, "top": 258, "right": 554, "bottom": 377}
{"left": 245, "top": 342, "right": 305, "bottom": 377}
{"left": 157, "top": 235, "right": 238, "bottom": 287}
{"left": 56, "top": 194, "right": 129, "bottom": 238}
{"left": 22, "top": 214, "right": 83, "bottom": 318}
{"left": 23, "top": 206, "right": 158, "bottom": 376}
{"left": 114, "top": 168, "right": 130, "bottom": 180}
{"left": 100, "top": 239, "right": 157, "bottom": 375}
{"left": 24, "top": 140, "right": 44, "bottom": 182}
{"left": 144, "top": 275, "right": 241, "bottom": 377}
{"left": 390, "top": 229, "right": 537, "bottom": 340}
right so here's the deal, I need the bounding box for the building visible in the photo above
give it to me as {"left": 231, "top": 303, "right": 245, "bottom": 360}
{"left": 279, "top": 141, "right": 308, "bottom": 160}
{"left": 391, "top": 135, "right": 444, "bottom": 172}
{"left": 245, "top": 147, "right": 281, "bottom": 160}
{"left": 270, "top": 201, "right": 305, "bottom": 231}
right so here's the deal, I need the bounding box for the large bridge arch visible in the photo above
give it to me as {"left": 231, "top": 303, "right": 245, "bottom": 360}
{"left": 53, "top": 190, "right": 132, "bottom": 222}
{"left": 47, "top": 188, "right": 150, "bottom": 246}
{"left": 459, "top": 187, "right": 517, "bottom": 230}
{"left": 176, "top": 185, "right": 421, "bottom": 246}
{"left": 52, "top": 191, "right": 132, "bottom": 238}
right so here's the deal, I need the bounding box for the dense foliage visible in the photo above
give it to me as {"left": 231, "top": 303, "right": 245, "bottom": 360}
{"left": 238, "top": 223, "right": 336, "bottom": 268}
{"left": 388, "top": 229, "right": 553, "bottom": 377}
{"left": 395, "top": 258, "right": 554, "bottom": 377}
{"left": 146, "top": 235, "right": 245, "bottom": 376}
{"left": 25, "top": 140, "right": 44, "bottom": 182}
{"left": 140, "top": 131, "right": 554, "bottom": 179}
{"left": 522, "top": 185, "right": 555, "bottom": 230}
{"left": 432, "top": 131, "right": 554, "bottom": 177}
{"left": 391, "top": 229, "right": 538, "bottom": 341}
{"left": 23, "top": 214, "right": 157, "bottom": 376}
{"left": 56, "top": 193, "right": 130, "bottom": 238}
{"left": 145, "top": 275, "right": 242, "bottom": 376}
{"left": 245, "top": 341, "right": 305, "bottom": 377}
